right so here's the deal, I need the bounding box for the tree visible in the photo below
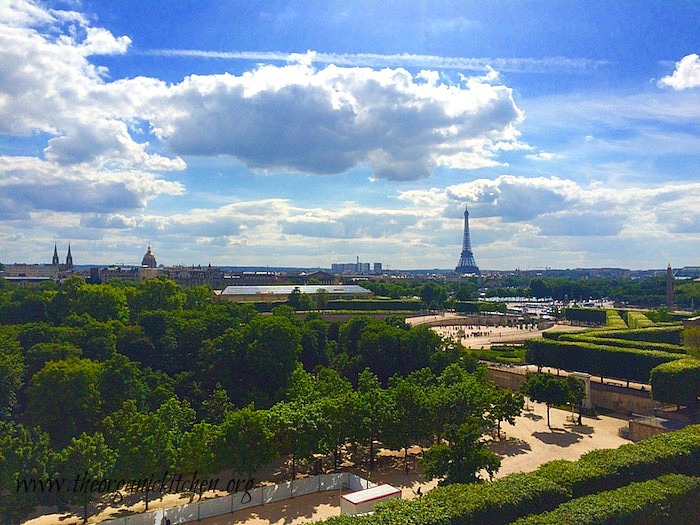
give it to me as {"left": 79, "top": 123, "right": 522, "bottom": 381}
{"left": 354, "top": 369, "right": 391, "bottom": 471}
{"left": 104, "top": 401, "right": 177, "bottom": 511}
{"left": 59, "top": 432, "right": 116, "bottom": 523}
{"left": 422, "top": 418, "right": 500, "bottom": 485}
{"left": 0, "top": 343, "right": 24, "bottom": 421}
{"left": 268, "top": 401, "right": 323, "bottom": 480}
{"left": 26, "top": 358, "right": 102, "bottom": 446}
{"left": 521, "top": 373, "right": 572, "bottom": 429}
{"left": 213, "top": 406, "right": 277, "bottom": 477}
{"left": 0, "top": 422, "right": 55, "bottom": 524}
{"left": 529, "top": 278, "right": 553, "bottom": 299}
{"left": 287, "top": 287, "right": 302, "bottom": 309}
{"left": 420, "top": 281, "right": 447, "bottom": 310}
{"left": 100, "top": 353, "right": 149, "bottom": 415}
{"left": 384, "top": 374, "right": 430, "bottom": 473}
{"left": 177, "top": 421, "right": 219, "bottom": 500}
{"left": 489, "top": 388, "right": 524, "bottom": 439}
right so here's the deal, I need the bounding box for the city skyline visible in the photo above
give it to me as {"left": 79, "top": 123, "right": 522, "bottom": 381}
{"left": 1, "top": 1, "right": 699, "bottom": 269}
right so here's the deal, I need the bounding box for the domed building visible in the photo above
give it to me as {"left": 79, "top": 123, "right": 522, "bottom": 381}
{"left": 141, "top": 244, "right": 157, "bottom": 268}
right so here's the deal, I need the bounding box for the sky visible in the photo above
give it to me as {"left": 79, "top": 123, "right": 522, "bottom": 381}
{"left": 1, "top": 0, "right": 699, "bottom": 270}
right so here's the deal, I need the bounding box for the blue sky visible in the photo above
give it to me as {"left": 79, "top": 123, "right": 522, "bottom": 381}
{"left": 1, "top": 1, "right": 699, "bottom": 270}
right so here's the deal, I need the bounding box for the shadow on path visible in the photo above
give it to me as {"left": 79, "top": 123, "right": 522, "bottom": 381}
{"left": 532, "top": 430, "right": 582, "bottom": 447}
{"left": 488, "top": 437, "right": 532, "bottom": 457}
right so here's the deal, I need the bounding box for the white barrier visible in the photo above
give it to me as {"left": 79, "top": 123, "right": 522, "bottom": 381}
{"left": 98, "top": 472, "right": 371, "bottom": 524}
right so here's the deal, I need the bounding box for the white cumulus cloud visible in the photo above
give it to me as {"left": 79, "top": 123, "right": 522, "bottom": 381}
{"left": 659, "top": 54, "right": 700, "bottom": 90}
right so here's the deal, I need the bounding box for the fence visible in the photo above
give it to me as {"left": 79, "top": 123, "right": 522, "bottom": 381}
{"left": 98, "top": 472, "right": 374, "bottom": 525}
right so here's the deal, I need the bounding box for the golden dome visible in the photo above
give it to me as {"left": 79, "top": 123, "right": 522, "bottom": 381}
{"left": 141, "top": 244, "right": 157, "bottom": 268}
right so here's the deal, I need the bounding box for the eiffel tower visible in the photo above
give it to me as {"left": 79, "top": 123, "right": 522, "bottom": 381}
{"left": 455, "top": 206, "right": 480, "bottom": 274}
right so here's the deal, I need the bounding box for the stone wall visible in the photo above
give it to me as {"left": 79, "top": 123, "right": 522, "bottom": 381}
{"left": 486, "top": 366, "right": 661, "bottom": 415}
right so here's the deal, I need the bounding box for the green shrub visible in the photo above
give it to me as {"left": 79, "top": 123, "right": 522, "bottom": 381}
{"left": 512, "top": 474, "right": 700, "bottom": 524}
{"left": 525, "top": 338, "right": 682, "bottom": 383}
{"left": 594, "top": 325, "right": 683, "bottom": 345}
{"left": 650, "top": 358, "right": 700, "bottom": 407}
{"left": 559, "top": 334, "right": 686, "bottom": 354}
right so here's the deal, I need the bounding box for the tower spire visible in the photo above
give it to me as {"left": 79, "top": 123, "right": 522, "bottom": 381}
{"left": 65, "top": 243, "right": 73, "bottom": 269}
{"left": 52, "top": 243, "right": 59, "bottom": 266}
{"left": 455, "top": 206, "right": 480, "bottom": 275}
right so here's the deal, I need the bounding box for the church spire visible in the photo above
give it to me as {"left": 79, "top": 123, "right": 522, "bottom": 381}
{"left": 65, "top": 243, "right": 73, "bottom": 269}
{"left": 52, "top": 243, "right": 59, "bottom": 266}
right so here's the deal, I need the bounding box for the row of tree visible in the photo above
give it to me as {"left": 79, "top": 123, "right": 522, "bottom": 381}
{"left": 2, "top": 363, "right": 523, "bottom": 523}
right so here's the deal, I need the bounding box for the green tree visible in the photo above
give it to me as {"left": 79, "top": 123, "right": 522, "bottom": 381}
{"left": 287, "top": 287, "right": 302, "bottom": 309}
{"left": 521, "top": 373, "right": 571, "bottom": 429}
{"left": 59, "top": 432, "right": 116, "bottom": 523}
{"left": 420, "top": 281, "right": 447, "bottom": 310}
{"left": 25, "top": 342, "right": 82, "bottom": 380}
{"left": 269, "top": 401, "right": 323, "bottom": 479}
{"left": 354, "top": 369, "right": 391, "bottom": 471}
{"left": 26, "top": 358, "right": 102, "bottom": 446}
{"left": 489, "top": 388, "right": 524, "bottom": 439}
{"left": 0, "top": 343, "right": 24, "bottom": 421}
{"left": 177, "top": 421, "right": 219, "bottom": 500}
{"left": 104, "top": 401, "right": 177, "bottom": 511}
{"left": 384, "top": 373, "right": 430, "bottom": 473}
{"left": 0, "top": 422, "right": 55, "bottom": 524}
{"left": 214, "top": 405, "right": 277, "bottom": 477}
{"left": 422, "top": 418, "right": 500, "bottom": 485}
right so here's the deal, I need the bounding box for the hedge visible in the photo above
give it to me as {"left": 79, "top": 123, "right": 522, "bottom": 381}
{"left": 594, "top": 325, "right": 683, "bottom": 345}
{"left": 320, "top": 425, "right": 700, "bottom": 525}
{"left": 525, "top": 338, "right": 682, "bottom": 383}
{"left": 605, "top": 310, "right": 627, "bottom": 329}
{"left": 250, "top": 299, "right": 424, "bottom": 312}
{"left": 621, "top": 310, "right": 655, "bottom": 329}
{"left": 325, "top": 299, "right": 423, "bottom": 311}
{"left": 455, "top": 301, "right": 507, "bottom": 314}
{"left": 558, "top": 334, "right": 686, "bottom": 354}
{"left": 649, "top": 358, "right": 700, "bottom": 407}
{"left": 512, "top": 474, "right": 700, "bottom": 525}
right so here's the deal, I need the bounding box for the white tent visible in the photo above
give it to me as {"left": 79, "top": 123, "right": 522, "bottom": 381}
{"left": 340, "top": 484, "right": 401, "bottom": 515}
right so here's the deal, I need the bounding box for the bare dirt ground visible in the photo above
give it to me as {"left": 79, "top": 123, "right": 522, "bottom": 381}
{"left": 430, "top": 322, "right": 587, "bottom": 349}
{"left": 195, "top": 401, "right": 629, "bottom": 524}
{"left": 26, "top": 400, "right": 629, "bottom": 525}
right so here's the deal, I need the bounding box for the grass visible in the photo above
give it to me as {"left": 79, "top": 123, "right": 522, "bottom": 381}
{"left": 465, "top": 345, "right": 527, "bottom": 364}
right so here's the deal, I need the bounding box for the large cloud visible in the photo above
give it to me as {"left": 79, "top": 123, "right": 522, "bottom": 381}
{"left": 0, "top": 1, "right": 525, "bottom": 183}
{"left": 659, "top": 54, "right": 700, "bottom": 90}
{"left": 146, "top": 61, "right": 525, "bottom": 180}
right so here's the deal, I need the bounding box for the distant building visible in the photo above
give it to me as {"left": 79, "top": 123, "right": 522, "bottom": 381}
{"left": 330, "top": 257, "right": 380, "bottom": 275}
{"left": 141, "top": 244, "right": 157, "bottom": 268}
{"left": 674, "top": 266, "right": 700, "bottom": 280}
{"left": 216, "top": 284, "right": 373, "bottom": 303}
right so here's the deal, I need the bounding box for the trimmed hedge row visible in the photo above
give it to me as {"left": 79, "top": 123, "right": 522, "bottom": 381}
{"left": 606, "top": 310, "right": 627, "bottom": 329}
{"left": 321, "top": 425, "right": 700, "bottom": 525}
{"left": 525, "top": 338, "right": 682, "bottom": 383}
{"left": 649, "top": 358, "right": 700, "bottom": 407}
{"left": 621, "top": 310, "right": 655, "bottom": 329}
{"left": 558, "top": 333, "right": 686, "bottom": 354}
{"left": 455, "top": 301, "right": 507, "bottom": 314}
{"left": 326, "top": 299, "right": 423, "bottom": 311}
{"left": 512, "top": 474, "right": 700, "bottom": 525}
{"left": 594, "top": 325, "right": 683, "bottom": 345}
